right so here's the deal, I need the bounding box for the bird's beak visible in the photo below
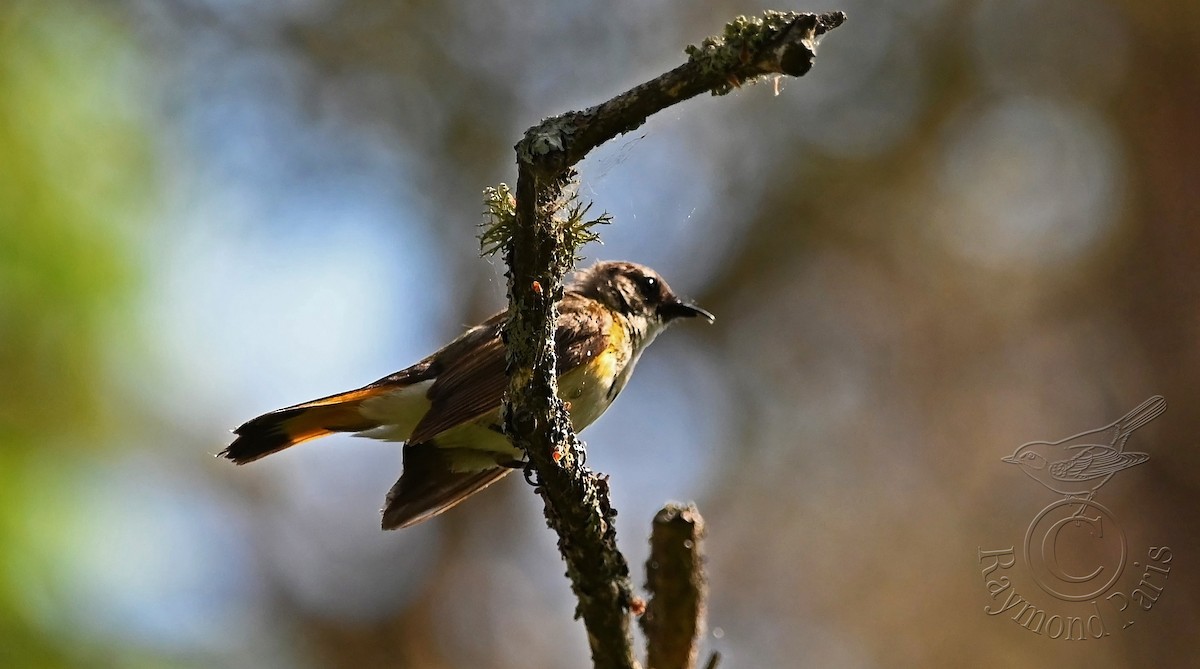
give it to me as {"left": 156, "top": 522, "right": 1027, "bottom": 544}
{"left": 660, "top": 299, "right": 715, "bottom": 324}
{"left": 1001, "top": 455, "right": 1018, "bottom": 464}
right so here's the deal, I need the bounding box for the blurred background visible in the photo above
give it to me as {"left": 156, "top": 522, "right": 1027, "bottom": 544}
{"left": 2, "top": 0, "right": 1198, "bottom": 666}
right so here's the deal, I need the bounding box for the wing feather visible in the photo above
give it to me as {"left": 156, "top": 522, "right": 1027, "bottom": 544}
{"left": 381, "top": 443, "right": 512, "bottom": 529}
{"left": 1050, "top": 447, "right": 1150, "bottom": 481}
{"left": 409, "top": 294, "right": 611, "bottom": 443}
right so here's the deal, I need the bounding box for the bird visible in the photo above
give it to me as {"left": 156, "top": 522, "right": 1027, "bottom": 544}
{"left": 220, "top": 260, "right": 714, "bottom": 530}
{"left": 1002, "top": 396, "right": 1164, "bottom": 499}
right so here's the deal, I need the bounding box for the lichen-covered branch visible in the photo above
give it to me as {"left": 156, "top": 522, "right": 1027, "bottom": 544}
{"left": 517, "top": 11, "right": 846, "bottom": 174}
{"left": 642, "top": 504, "right": 708, "bottom": 669}
{"left": 502, "top": 167, "right": 639, "bottom": 669}
{"left": 497, "top": 11, "right": 844, "bottom": 669}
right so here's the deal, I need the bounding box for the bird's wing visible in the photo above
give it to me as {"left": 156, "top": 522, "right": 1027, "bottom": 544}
{"left": 408, "top": 294, "right": 610, "bottom": 443}
{"left": 381, "top": 443, "right": 512, "bottom": 529}
{"left": 407, "top": 313, "right": 508, "bottom": 444}
{"left": 1050, "top": 447, "right": 1150, "bottom": 481}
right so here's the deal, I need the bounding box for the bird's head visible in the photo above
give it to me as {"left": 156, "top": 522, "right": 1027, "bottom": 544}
{"left": 572, "top": 261, "right": 714, "bottom": 340}
{"left": 1002, "top": 443, "right": 1049, "bottom": 471}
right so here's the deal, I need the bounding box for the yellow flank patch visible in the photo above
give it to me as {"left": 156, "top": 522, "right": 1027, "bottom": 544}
{"left": 556, "top": 320, "right": 630, "bottom": 431}
{"left": 606, "top": 318, "right": 629, "bottom": 363}
{"left": 591, "top": 345, "right": 619, "bottom": 386}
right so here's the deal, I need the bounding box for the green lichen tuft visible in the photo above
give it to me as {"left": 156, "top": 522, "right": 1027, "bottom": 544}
{"left": 559, "top": 194, "right": 611, "bottom": 263}
{"left": 479, "top": 183, "right": 517, "bottom": 257}
{"left": 480, "top": 183, "right": 609, "bottom": 261}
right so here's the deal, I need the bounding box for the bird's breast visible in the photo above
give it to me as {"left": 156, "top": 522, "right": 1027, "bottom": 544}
{"left": 559, "top": 319, "right": 634, "bottom": 430}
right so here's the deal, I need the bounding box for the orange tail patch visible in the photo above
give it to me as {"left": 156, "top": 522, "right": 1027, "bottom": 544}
{"left": 221, "top": 386, "right": 386, "bottom": 464}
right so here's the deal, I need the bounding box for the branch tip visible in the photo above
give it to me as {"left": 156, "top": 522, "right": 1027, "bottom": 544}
{"left": 643, "top": 503, "right": 708, "bottom": 669}
{"left": 685, "top": 11, "right": 846, "bottom": 94}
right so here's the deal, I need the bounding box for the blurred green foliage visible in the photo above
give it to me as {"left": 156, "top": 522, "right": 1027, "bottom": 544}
{"left": 0, "top": 1, "right": 155, "bottom": 665}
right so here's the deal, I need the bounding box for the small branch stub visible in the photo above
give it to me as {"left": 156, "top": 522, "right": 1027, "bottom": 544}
{"left": 642, "top": 504, "right": 708, "bottom": 669}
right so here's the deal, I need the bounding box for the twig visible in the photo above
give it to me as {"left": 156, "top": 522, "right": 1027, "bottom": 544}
{"left": 500, "top": 11, "right": 844, "bottom": 669}
{"left": 642, "top": 504, "right": 708, "bottom": 669}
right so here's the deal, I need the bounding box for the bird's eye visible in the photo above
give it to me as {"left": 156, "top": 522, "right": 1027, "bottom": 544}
{"left": 635, "top": 274, "right": 658, "bottom": 296}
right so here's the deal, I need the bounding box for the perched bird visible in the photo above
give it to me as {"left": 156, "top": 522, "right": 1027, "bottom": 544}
{"left": 221, "top": 261, "right": 713, "bottom": 529}
{"left": 1002, "top": 396, "right": 1164, "bottom": 498}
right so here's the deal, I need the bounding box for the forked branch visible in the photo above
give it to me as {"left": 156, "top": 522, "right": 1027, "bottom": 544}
{"left": 497, "top": 11, "right": 845, "bottom": 669}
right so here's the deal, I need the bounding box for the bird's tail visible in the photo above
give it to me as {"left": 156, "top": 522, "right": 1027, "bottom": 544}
{"left": 221, "top": 387, "right": 384, "bottom": 464}
{"left": 1115, "top": 395, "right": 1167, "bottom": 438}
